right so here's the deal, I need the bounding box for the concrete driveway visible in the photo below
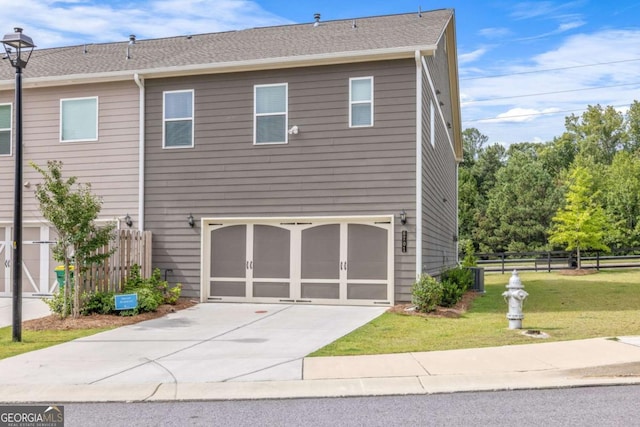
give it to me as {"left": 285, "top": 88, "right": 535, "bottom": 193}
{"left": 0, "top": 297, "right": 52, "bottom": 328}
{"left": 0, "top": 303, "right": 386, "bottom": 385}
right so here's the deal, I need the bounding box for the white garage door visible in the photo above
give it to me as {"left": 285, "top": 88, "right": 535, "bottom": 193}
{"left": 203, "top": 216, "right": 394, "bottom": 306}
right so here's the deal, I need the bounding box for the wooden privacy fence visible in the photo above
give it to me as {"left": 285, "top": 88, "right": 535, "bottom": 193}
{"left": 82, "top": 229, "right": 152, "bottom": 293}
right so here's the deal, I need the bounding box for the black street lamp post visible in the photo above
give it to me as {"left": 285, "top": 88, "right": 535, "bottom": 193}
{"left": 2, "top": 28, "right": 35, "bottom": 342}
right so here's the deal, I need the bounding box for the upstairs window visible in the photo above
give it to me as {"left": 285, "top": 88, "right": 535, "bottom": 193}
{"left": 349, "top": 77, "right": 373, "bottom": 127}
{"left": 60, "top": 97, "right": 98, "bottom": 142}
{"left": 254, "top": 83, "right": 287, "bottom": 144}
{"left": 0, "top": 104, "right": 11, "bottom": 155}
{"left": 163, "top": 90, "right": 194, "bottom": 148}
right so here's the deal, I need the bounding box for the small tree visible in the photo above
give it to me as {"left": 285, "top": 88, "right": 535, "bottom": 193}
{"left": 32, "top": 161, "right": 115, "bottom": 318}
{"left": 548, "top": 165, "right": 609, "bottom": 268}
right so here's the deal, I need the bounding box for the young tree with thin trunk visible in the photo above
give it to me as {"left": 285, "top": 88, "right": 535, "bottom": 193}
{"left": 31, "top": 160, "right": 115, "bottom": 318}
{"left": 548, "top": 165, "right": 609, "bottom": 268}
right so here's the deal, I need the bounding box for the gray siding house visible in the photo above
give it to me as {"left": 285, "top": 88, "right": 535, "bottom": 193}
{"left": 0, "top": 9, "right": 462, "bottom": 305}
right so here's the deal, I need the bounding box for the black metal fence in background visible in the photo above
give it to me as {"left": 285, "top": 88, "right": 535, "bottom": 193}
{"left": 467, "top": 247, "right": 640, "bottom": 274}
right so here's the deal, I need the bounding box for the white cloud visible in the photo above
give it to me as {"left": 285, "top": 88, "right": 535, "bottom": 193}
{"left": 461, "top": 28, "right": 640, "bottom": 143}
{"left": 478, "top": 27, "right": 511, "bottom": 39}
{"left": 479, "top": 107, "right": 561, "bottom": 123}
{"left": 0, "top": 0, "right": 291, "bottom": 48}
{"left": 458, "top": 48, "right": 488, "bottom": 65}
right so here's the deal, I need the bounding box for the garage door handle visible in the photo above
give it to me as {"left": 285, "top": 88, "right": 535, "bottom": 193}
{"left": 247, "top": 261, "right": 253, "bottom": 270}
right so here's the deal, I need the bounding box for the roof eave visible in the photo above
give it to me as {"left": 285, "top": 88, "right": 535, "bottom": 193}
{"left": 0, "top": 45, "right": 437, "bottom": 90}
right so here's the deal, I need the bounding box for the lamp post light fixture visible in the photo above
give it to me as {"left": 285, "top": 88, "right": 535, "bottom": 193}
{"left": 2, "top": 27, "right": 35, "bottom": 342}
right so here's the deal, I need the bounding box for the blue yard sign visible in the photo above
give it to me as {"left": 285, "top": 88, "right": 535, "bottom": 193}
{"left": 114, "top": 293, "right": 138, "bottom": 310}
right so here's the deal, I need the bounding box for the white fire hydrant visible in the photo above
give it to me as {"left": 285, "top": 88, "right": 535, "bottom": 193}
{"left": 502, "top": 270, "right": 528, "bottom": 329}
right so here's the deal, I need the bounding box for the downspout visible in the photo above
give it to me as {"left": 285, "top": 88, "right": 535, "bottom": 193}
{"left": 415, "top": 50, "right": 423, "bottom": 278}
{"left": 134, "top": 73, "right": 145, "bottom": 231}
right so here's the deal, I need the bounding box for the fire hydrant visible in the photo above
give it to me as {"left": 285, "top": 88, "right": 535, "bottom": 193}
{"left": 502, "top": 270, "right": 528, "bottom": 329}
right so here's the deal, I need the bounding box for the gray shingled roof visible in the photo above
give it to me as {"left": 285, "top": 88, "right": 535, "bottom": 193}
{"left": 0, "top": 9, "right": 452, "bottom": 82}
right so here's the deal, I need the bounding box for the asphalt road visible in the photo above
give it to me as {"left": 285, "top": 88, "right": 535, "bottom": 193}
{"left": 60, "top": 385, "right": 640, "bottom": 426}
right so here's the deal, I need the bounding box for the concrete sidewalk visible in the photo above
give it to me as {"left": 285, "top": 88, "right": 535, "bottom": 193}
{"left": 1, "top": 300, "right": 640, "bottom": 403}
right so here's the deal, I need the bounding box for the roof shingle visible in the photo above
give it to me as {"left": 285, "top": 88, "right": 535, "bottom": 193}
{"left": 0, "top": 9, "right": 452, "bottom": 82}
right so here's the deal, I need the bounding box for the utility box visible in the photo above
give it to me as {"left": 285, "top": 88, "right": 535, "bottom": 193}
{"left": 469, "top": 267, "right": 485, "bottom": 293}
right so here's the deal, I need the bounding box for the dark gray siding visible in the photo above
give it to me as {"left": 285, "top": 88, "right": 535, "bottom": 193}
{"left": 420, "top": 35, "right": 459, "bottom": 282}
{"left": 144, "top": 60, "right": 418, "bottom": 299}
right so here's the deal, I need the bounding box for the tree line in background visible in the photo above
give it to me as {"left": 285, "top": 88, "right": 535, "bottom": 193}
{"left": 459, "top": 100, "right": 640, "bottom": 256}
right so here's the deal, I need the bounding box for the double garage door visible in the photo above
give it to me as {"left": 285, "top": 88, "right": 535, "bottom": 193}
{"left": 202, "top": 216, "right": 394, "bottom": 306}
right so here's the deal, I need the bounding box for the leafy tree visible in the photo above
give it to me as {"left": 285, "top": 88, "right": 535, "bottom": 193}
{"left": 458, "top": 167, "right": 481, "bottom": 244}
{"left": 537, "top": 135, "right": 578, "bottom": 178}
{"left": 472, "top": 143, "right": 506, "bottom": 196}
{"left": 603, "top": 151, "right": 640, "bottom": 247}
{"left": 462, "top": 127, "right": 488, "bottom": 166}
{"left": 478, "top": 151, "right": 562, "bottom": 252}
{"left": 626, "top": 100, "right": 640, "bottom": 153}
{"left": 549, "top": 166, "right": 610, "bottom": 268}
{"left": 565, "top": 104, "right": 626, "bottom": 165}
{"left": 31, "top": 161, "right": 115, "bottom": 318}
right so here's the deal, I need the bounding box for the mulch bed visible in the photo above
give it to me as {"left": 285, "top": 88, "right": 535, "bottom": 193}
{"left": 387, "top": 291, "right": 481, "bottom": 318}
{"left": 23, "top": 298, "right": 199, "bottom": 331}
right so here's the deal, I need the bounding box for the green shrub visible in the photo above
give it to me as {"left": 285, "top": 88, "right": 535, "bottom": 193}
{"left": 121, "top": 265, "right": 182, "bottom": 316}
{"left": 440, "top": 279, "right": 466, "bottom": 307}
{"left": 439, "top": 266, "right": 473, "bottom": 307}
{"left": 461, "top": 240, "right": 478, "bottom": 267}
{"left": 43, "top": 291, "right": 72, "bottom": 318}
{"left": 165, "top": 283, "right": 182, "bottom": 305}
{"left": 411, "top": 274, "right": 443, "bottom": 313}
{"left": 81, "top": 291, "right": 115, "bottom": 315}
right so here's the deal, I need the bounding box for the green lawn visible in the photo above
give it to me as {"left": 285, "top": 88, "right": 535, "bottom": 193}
{"left": 0, "top": 327, "right": 110, "bottom": 360}
{"left": 311, "top": 269, "right": 640, "bottom": 356}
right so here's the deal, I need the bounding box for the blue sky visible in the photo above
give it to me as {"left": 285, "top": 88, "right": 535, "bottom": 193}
{"left": 1, "top": 0, "right": 639, "bottom": 145}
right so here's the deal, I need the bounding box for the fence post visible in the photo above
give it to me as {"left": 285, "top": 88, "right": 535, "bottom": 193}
{"left": 501, "top": 253, "right": 505, "bottom": 274}
{"left": 596, "top": 251, "right": 600, "bottom": 271}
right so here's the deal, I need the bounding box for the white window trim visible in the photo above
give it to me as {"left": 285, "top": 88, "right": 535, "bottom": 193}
{"left": 60, "top": 96, "right": 99, "bottom": 143}
{"left": 349, "top": 76, "right": 374, "bottom": 128}
{"left": 163, "top": 89, "right": 195, "bottom": 149}
{"left": 0, "top": 103, "right": 12, "bottom": 156}
{"left": 254, "top": 83, "right": 288, "bottom": 145}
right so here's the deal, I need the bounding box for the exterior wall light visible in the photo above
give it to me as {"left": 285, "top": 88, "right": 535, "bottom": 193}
{"left": 400, "top": 209, "right": 407, "bottom": 225}
{"left": 124, "top": 214, "right": 133, "bottom": 228}
{"left": 188, "top": 214, "right": 195, "bottom": 228}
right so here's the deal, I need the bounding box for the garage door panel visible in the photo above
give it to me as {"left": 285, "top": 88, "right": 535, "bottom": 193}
{"left": 253, "top": 225, "right": 290, "bottom": 279}
{"left": 301, "top": 282, "right": 340, "bottom": 299}
{"left": 210, "top": 280, "right": 246, "bottom": 297}
{"left": 301, "top": 224, "right": 340, "bottom": 279}
{"left": 253, "top": 281, "right": 289, "bottom": 298}
{"left": 347, "top": 283, "right": 388, "bottom": 300}
{"left": 347, "top": 224, "right": 388, "bottom": 280}
{"left": 211, "top": 225, "right": 246, "bottom": 278}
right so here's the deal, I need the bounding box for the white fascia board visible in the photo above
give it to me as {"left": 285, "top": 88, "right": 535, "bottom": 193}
{"left": 0, "top": 45, "right": 436, "bottom": 90}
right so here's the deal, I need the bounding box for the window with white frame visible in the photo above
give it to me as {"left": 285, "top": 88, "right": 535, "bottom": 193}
{"left": 0, "top": 104, "right": 11, "bottom": 156}
{"left": 349, "top": 77, "right": 373, "bottom": 127}
{"left": 163, "top": 90, "right": 194, "bottom": 148}
{"left": 60, "top": 97, "right": 98, "bottom": 142}
{"left": 254, "top": 83, "right": 288, "bottom": 144}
